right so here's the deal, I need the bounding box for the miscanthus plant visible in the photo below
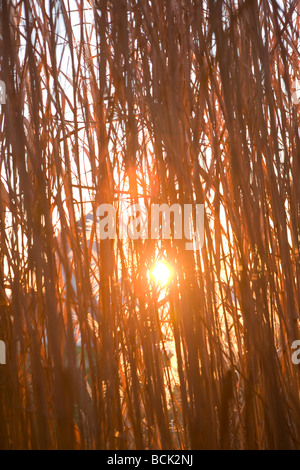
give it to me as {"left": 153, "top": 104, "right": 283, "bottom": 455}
{"left": 0, "top": 0, "right": 299, "bottom": 450}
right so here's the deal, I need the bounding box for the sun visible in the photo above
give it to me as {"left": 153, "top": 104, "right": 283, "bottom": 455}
{"left": 150, "top": 261, "right": 172, "bottom": 287}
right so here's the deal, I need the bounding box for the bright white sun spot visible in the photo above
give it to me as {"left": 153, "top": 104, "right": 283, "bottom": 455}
{"left": 150, "top": 261, "right": 172, "bottom": 287}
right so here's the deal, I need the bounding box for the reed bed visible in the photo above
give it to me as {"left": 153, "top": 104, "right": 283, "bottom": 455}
{"left": 0, "top": 0, "right": 299, "bottom": 450}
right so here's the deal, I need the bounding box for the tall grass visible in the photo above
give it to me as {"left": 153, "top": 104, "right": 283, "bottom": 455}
{"left": 0, "top": 0, "right": 299, "bottom": 450}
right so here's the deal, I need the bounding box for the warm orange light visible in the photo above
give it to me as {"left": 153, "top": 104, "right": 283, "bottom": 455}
{"left": 150, "top": 261, "right": 172, "bottom": 287}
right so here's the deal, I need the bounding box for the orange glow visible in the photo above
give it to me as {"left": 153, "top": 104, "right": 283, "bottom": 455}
{"left": 150, "top": 261, "right": 172, "bottom": 287}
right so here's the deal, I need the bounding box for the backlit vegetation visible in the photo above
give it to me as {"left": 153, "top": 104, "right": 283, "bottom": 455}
{"left": 0, "top": 0, "right": 299, "bottom": 450}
